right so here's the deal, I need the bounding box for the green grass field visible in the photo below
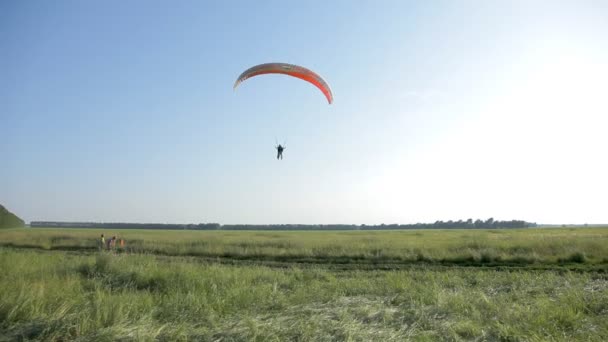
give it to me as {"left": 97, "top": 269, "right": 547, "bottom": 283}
{"left": 1, "top": 228, "right": 607, "bottom": 340}
{"left": 2, "top": 227, "right": 608, "bottom": 267}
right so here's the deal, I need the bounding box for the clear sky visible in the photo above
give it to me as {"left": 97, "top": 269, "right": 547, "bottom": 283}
{"left": 2, "top": 1, "right": 607, "bottom": 224}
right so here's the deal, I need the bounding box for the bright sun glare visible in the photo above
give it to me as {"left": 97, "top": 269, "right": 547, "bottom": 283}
{"left": 363, "top": 45, "right": 607, "bottom": 224}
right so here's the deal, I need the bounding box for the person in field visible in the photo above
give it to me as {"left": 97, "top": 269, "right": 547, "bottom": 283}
{"left": 99, "top": 234, "right": 105, "bottom": 251}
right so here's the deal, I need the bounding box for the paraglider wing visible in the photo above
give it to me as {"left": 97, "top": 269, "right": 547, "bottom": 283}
{"left": 234, "top": 63, "right": 333, "bottom": 104}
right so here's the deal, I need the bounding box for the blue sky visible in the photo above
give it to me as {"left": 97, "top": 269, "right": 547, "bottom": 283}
{"left": 2, "top": 1, "right": 607, "bottom": 224}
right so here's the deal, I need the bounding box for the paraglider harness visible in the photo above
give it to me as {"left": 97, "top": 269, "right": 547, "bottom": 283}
{"left": 275, "top": 140, "right": 286, "bottom": 160}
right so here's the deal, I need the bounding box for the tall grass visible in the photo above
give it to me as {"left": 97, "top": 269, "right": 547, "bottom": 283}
{"left": 0, "top": 248, "right": 607, "bottom": 341}
{"left": 2, "top": 227, "right": 608, "bottom": 266}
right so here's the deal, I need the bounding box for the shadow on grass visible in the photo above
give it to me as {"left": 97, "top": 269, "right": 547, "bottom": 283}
{"left": 558, "top": 252, "right": 588, "bottom": 264}
{"left": 0, "top": 321, "right": 48, "bottom": 342}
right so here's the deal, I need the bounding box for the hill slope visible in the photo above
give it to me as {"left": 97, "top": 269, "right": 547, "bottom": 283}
{"left": 0, "top": 205, "right": 25, "bottom": 228}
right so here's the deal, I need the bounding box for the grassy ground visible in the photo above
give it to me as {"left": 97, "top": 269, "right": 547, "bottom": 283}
{"left": 1, "top": 228, "right": 607, "bottom": 340}
{"left": 1, "top": 248, "right": 607, "bottom": 341}
{"left": 2, "top": 228, "right": 608, "bottom": 267}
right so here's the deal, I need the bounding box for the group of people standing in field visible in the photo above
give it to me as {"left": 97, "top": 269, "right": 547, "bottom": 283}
{"left": 98, "top": 234, "right": 125, "bottom": 251}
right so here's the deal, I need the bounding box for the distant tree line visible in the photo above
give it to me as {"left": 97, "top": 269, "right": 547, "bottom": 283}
{"left": 424, "top": 218, "right": 533, "bottom": 229}
{"left": 29, "top": 218, "right": 535, "bottom": 230}
{"left": 29, "top": 222, "right": 222, "bottom": 230}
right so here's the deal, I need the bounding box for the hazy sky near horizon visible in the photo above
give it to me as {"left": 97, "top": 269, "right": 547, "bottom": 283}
{"left": 2, "top": 1, "right": 607, "bottom": 224}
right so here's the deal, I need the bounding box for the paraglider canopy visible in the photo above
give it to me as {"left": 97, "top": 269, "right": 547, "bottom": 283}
{"left": 234, "top": 63, "right": 333, "bottom": 104}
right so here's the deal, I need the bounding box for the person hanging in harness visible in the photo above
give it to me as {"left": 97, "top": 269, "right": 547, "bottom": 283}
{"left": 275, "top": 144, "right": 286, "bottom": 160}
